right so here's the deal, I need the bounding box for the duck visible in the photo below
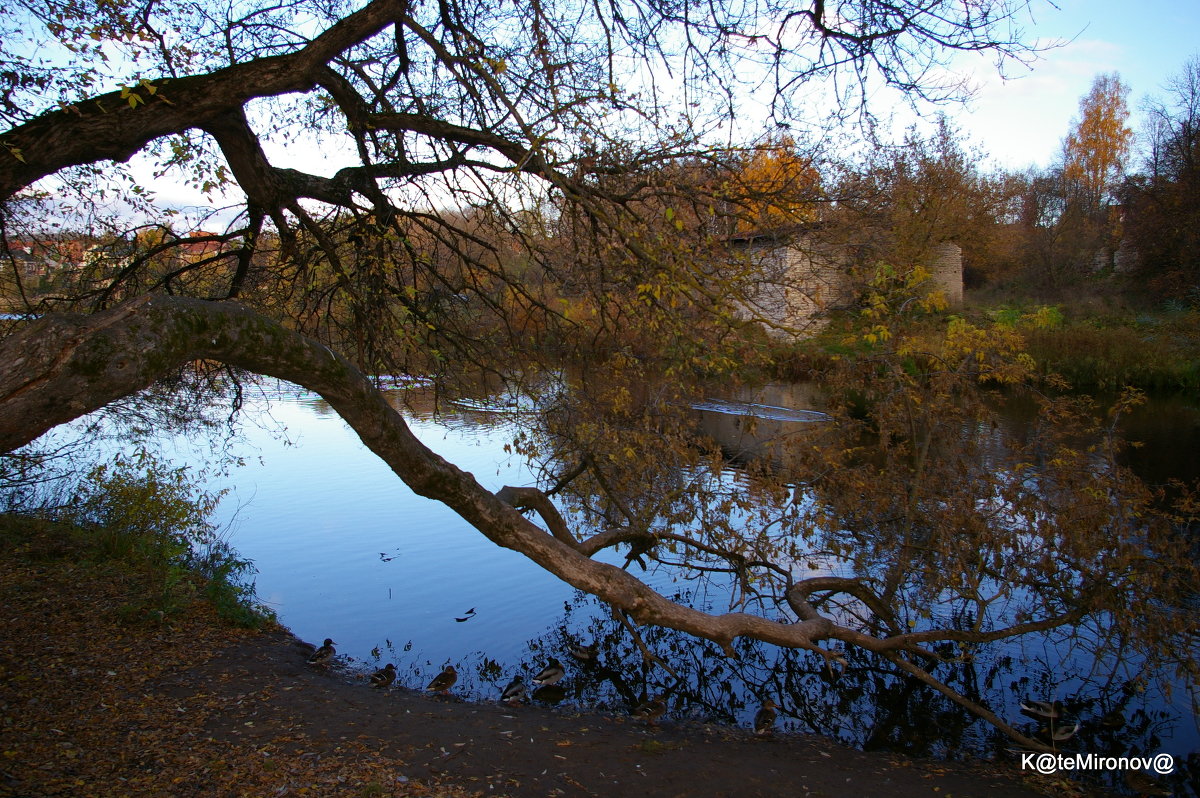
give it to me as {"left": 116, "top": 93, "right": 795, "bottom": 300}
{"left": 568, "top": 642, "right": 599, "bottom": 664}
{"left": 753, "top": 699, "right": 778, "bottom": 736}
{"left": 632, "top": 695, "right": 667, "bottom": 725}
{"left": 426, "top": 665, "right": 458, "bottom": 694}
{"left": 307, "top": 638, "right": 337, "bottom": 666}
{"left": 500, "top": 675, "right": 526, "bottom": 704}
{"left": 1019, "top": 699, "right": 1063, "bottom": 720}
{"left": 370, "top": 663, "right": 397, "bottom": 688}
{"left": 532, "top": 657, "right": 565, "bottom": 686}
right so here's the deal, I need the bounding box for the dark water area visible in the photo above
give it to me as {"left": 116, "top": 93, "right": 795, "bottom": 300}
{"left": 993, "top": 388, "right": 1200, "bottom": 497}
{"left": 1100, "top": 393, "right": 1200, "bottom": 502}
{"left": 25, "top": 377, "right": 1200, "bottom": 796}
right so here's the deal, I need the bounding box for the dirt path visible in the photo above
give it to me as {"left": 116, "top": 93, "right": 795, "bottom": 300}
{"left": 0, "top": 518, "right": 1069, "bottom": 797}
{"left": 169, "top": 628, "right": 1063, "bottom": 797}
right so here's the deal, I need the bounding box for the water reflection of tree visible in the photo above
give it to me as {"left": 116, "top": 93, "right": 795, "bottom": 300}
{"left": 364, "top": 586, "right": 1194, "bottom": 794}
{"left": 490, "top": 319, "right": 1199, "bottom": 757}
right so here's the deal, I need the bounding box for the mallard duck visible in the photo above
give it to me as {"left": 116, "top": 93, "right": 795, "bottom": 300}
{"left": 426, "top": 665, "right": 458, "bottom": 694}
{"left": 500, "top": 675, "right": 526, "bottom": 704}
{"left": 370, "top": 663, "right": 397, "bottom": 688}
{"left": 532, "top": 657, "right": 565, "bottom": 686}
{"left": 632, "top": 695, "right": 667, "bottom": 725}
{"left": 753, "top": 699, "right": 778, "bottom": 736}
{"left": 1019, "top": 699, "right": 1063, "bottom": 720}
{"left": 568, "top": 642, "right": 598, "bottom": 664}
{"left": 307, "top": 638, "right": 336, "bottom": 665}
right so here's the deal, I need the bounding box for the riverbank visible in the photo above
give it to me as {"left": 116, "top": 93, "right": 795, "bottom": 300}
{"left": 0, "top": 515, "right": 1088, "bottom": 797}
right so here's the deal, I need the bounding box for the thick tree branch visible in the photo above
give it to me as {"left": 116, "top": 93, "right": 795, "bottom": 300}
{"left": 366, "top": 112, "right": 564, "bottom": 180}
{"left": 788, "top": 576, "right": 903, "bottom": 632}
{"left": 494, "top": 485, "right": 579, "bottom": 547}
{"left": 0, "top": 0, "right": 406, "bottom": 200}
{"left": 0, "top": 296, "right": 838, "bottom": 656}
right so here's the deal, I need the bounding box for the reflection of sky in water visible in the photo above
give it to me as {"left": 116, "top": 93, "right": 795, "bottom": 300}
{"left": 28, "top": 382, "right": 1200, "bottom": 778}
{"left": 193, "top": 392, "right": 588, "bottom": 668}
{"left": 158, "top": 384, "right": 693, "bottom": 675}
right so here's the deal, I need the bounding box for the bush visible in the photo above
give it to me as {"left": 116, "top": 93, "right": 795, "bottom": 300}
{"left": 67, "top": 451, "right": 272, "bottom": 627}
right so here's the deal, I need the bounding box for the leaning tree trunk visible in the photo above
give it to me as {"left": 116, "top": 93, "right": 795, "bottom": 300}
{"left": 0, "top": 294, "right": 1054, "bottom": 751}
{"left": 0, "top": 296, "right": 834, "bottom": 646}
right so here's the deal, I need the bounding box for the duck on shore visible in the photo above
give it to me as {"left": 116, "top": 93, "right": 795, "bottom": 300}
{"left": 754, "top": 699, "right": 778, "bottom": 736}
{"left": 500, "top": 675, "right": 527, "bottom": 704}
{"left": 370, "top": 663, "right": 396, "bottom": 688}
{"left": 633, "top": 694, "right": 667, "bottom": 725}
{"left": 307, "top": 638, "right": 336, "bottom": 666}
{"left": 427, "top": 665, "right": 458, "bottom": 695}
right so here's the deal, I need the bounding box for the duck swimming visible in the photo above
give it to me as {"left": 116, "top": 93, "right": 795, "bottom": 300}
{"left": 532, "top": 658, "right": 565, "bottom": 686}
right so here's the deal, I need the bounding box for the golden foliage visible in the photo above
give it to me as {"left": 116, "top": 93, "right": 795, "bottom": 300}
{"left": 731, "top": 136, "right": 822, "bottom": 231}
{"left": 1063, "top": 72, "right": 1133, "bottom": 209}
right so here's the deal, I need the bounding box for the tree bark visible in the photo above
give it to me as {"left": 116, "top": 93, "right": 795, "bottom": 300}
{"left": 0, "top": 0, "right": 405, "bottom": 201}
{"left": 0, "top": 295, "right": 837, "bottom": 653}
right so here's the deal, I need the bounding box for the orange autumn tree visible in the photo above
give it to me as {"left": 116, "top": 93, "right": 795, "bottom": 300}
{"left": 731, "top": 136, "right": 824, "bottom": 232}
{"left": 1063, "top": 72, "right": 1133, "bottom": 214}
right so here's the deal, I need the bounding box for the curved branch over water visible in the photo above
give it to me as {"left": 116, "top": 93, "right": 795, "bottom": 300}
{"left": 0, "top": 295, "right": 1074, "bottom": 751}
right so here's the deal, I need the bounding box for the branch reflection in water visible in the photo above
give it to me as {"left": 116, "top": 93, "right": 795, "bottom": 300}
{"left": 27, "top": 375, "right": 1200, "bottom": 793}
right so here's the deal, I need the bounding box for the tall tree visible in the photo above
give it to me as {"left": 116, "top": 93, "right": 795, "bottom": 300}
{"left": 834, "top": 115, "right": 1016, "bottom": 282}
{"left": 1123, "top": 56, "right": 1200, "bottom": 297}
{"left": 1062, "top": 72, "right": 1133, "bottom": 214}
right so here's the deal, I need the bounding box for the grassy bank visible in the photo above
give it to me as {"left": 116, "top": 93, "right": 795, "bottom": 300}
{"left": 2, "top": 451, "right": 277, "bottom": 630}
{"left": 1019, "top": 309, "right": 1200, "bottom": 391}
{"left": 764, "top": 295, "right": 1200, "bottom": 393}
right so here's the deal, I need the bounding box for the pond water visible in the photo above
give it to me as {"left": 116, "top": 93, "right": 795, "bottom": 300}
{"left": 30, "top": 378, "right": 1200, "bottom": 792}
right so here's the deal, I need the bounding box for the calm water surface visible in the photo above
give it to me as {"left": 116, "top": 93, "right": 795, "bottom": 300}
{"left": 64, "top": 379, "right": 1200, "bottom": 788}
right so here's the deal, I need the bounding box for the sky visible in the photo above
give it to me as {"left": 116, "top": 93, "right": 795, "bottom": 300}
{"left": 248, "top": 0, "right": 1200, "bottom": 197}
{"left": 115, "top": 0, "right": 1200, "bottom": 219}
{"left": 947, "top": 0, "right": 1199, "bottom": 171}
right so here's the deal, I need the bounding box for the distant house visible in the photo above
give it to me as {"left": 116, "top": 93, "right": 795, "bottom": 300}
{"left": 3, "top": 239, "right": 83, "bottom": 283}
{"left": 5, "top": 244, "right": 53, "bottom": 280}
{"left": 728, "top": 225, "right": 962, "bottom": 338}
{"left": 175, "top": 231, "right": 227, "bottom": 263}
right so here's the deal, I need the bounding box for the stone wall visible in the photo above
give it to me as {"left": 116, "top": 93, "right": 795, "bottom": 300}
{"left": 732, "top": 235, "right": 963, "bottom": 338}
{"left": 928, "top": 242, "right": 963, "bottom": 307}
{"left": 734, "top": 237, "right": 856, "bottom": 337}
